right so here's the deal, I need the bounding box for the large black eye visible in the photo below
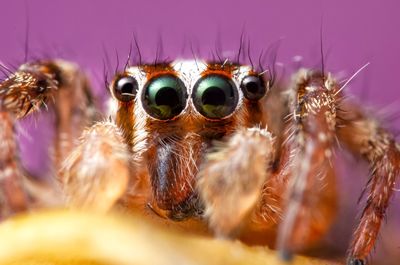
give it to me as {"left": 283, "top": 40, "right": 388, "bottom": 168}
{"left": 142, "top": 75, "right": 187, "bottom": 120}
{"left": 113, "top": 76, "right": 138, "bottom": 102}
{"left": 192, "top": 75, "right": 238, "bottom": 119}
{"left": 240, "top": 75, "right": 266, "bottom": 101}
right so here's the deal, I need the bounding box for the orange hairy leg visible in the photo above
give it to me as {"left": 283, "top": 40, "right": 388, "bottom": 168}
{"left": 197, "top": 127, "right": 275, "bottom": 236}
{"left": 336, "top": 101, "right": 400, "bottom": 265}
{"left": 0, "top": 60, "right": 95, "bottom": 214}
{"left": 51, "top": 62, "right": 95, "bottom": 172}
{"left": 60, "top": 68, "right": 141, "bottom": 213}
{"left": 0, "top": 111, "right": 27, "bottom": 218}
{"left": 276, "top": 70, "right": 338, "bottom": 258}
{"left": 61, "top": 122, "right": 131, "bottom": 212}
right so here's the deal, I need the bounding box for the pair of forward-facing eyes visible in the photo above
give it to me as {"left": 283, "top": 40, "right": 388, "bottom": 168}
{"left": 111, "top": 73, "right": 267, "bottom": 120}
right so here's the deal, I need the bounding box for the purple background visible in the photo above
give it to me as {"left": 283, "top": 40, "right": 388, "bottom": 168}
{"left": 0, "top": 0, "right": 399, "bottom": 264}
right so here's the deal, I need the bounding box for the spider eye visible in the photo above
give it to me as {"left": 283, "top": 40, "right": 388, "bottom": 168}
{"left": 192, "top": 75, "right": 238, "bottom": 119}
{"left": 240, "top": 75, "right": 266, "bottom": 101}
{"left": 142, "top": 75, "right": 187, "bottom": 120}
{"left": 113, "top": 76, "right": 138, "bottom": 102}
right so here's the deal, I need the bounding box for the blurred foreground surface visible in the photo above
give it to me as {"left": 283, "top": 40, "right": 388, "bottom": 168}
{"left": 0, "top": 210, "right": 340, "bottom": 265}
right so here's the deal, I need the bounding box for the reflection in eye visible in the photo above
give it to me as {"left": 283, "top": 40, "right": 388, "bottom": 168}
{"left": 142, "top": 75, "right": 187, "bottom": 120}
{"left": 240, "top": 75, "right": 266, "bottom": 101}
{"left": 112, "top": 76, "right": 138, "bottom": 102}
{"left": 192, "top": 75, "right": 238, "bottom": 119}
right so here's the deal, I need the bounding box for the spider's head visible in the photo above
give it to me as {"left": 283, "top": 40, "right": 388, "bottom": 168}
{"left": 109, "top": 60, "right": 270, "bottom": 220}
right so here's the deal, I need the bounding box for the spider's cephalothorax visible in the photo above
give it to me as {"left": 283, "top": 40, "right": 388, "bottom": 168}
{"left": 108, "top": 61, "right": 270, "bottom": 221}
{"left": 0, "top": 59, "right": 399, "bottom": 265}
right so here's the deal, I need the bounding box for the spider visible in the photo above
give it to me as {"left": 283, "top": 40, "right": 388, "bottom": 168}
{"left": 0, "top": 55, "right": 398, "bottom": 265}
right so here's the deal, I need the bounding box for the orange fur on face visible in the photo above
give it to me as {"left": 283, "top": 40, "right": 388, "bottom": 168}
{"left": 142, "top": 63, "right": 177, "bottom": 80}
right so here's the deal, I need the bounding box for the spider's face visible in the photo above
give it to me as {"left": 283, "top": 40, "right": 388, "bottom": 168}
{"left": 109, "top": 60, "right": 269, "bottom": 220}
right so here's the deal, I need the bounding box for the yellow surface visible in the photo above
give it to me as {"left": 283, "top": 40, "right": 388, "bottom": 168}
{"left": 0, "top": 210, "right": 339, "bottom": 265}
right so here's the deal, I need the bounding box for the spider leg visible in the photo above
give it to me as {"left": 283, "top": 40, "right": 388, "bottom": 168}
{"left": 336, "top": 102, "right": 400, "bottom": 265}
{"left": 197, "top": 127, "right": 275, "bottom": 237}
{"left": 277, "top": 70, "right": 338, "bottom": 259}
{"left": 0, "top": 60, "right": 95, "bottom": 216}
{"left": 0, "top": 111, "right": 28, "bottom": 218}
{"left": 60, "top": 121, "right": 131, "bottom": 212}
{"left": 51, "top": 63, "right": 96, "bottom": 172}
{"left": 0, "top": 60, "right": 95, "bottom": 166}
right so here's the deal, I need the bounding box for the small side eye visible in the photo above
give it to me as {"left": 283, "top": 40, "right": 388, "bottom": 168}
{"left": 192, "top": 75, "right": 238, "bottom": 119}
{"left": 240, "top": 75, "right": 266, "bottom": 101}
{"left": 112, "top": 76, "right": 138, "bottom": 102}
{"left": 141, "top": 75, "right": 187, "bottom": 120}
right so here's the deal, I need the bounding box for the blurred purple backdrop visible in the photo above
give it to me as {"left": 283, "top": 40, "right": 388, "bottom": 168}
{"left": 0, "top": 0, "right": 399, "bottom": 264}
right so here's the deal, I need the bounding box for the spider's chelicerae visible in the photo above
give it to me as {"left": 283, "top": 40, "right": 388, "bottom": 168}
{"left": 0, "top": 56, "right": 399, "bottom": 265}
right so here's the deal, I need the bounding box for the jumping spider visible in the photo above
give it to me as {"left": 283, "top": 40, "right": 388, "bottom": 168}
{"left": 0, "top": 56, "right": 398, "bottom": 265}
